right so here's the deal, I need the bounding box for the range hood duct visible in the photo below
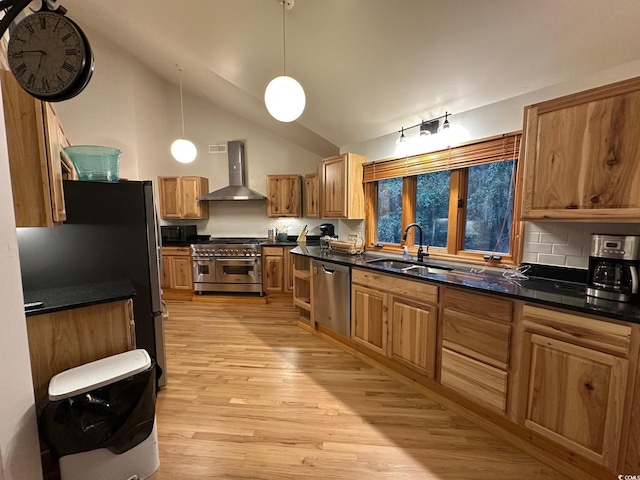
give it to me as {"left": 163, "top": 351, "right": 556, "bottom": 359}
{"left": 197, "top": 140, "right": 266, "bottom": 201}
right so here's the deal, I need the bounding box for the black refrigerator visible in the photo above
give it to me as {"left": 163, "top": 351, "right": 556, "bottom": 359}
{"left": 17, "top": 180, "right": 167, "bottom": 387}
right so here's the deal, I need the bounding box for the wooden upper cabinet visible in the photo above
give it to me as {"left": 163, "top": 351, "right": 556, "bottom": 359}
{"left": 157, "top": 176, "right": 209, "bottom": 219}
{"left": 520, "top": 75, "right": 640, "bottom": 221}
{"left": 321, "top": 153, "right": 366, "bottom": 219}
{"left": 1, "top": 70, "right": 68, "bottom": 227}
{"left": 266, "top": 174, "right": 302, "bottom": 217}
{"left": 304, "top": 173, "right": 319, "bottom": 218}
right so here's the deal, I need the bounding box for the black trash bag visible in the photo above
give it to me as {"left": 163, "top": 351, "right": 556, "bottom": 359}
{"left": 39, "top": 359, "right": 156, "bottom": 459}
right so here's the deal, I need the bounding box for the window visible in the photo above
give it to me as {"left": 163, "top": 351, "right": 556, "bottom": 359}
{"left": 464, "top": 160, "right": 515, "bottom": 253}
{"left": 363, "top": 133, "right": 522, "bottom": 265}
{"left": 415, "top": 171, "right": 450, "bottom": 248}
{"left": 376, "top": 177, "right": 403, "bottom": 244}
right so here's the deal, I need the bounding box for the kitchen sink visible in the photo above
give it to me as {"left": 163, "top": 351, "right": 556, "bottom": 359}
{"left": 401, "top": 264, "right": 452, "bottom": 275}
{"left": 366, "top": 258, "right": 453, "bottom": 274}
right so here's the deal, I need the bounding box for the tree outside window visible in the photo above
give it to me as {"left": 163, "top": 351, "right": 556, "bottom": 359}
{"left": 415, "top": 171, "right": 450, "bottom": 248}
{"left": 376, "top": 177, "right": 403, "bottom": 243}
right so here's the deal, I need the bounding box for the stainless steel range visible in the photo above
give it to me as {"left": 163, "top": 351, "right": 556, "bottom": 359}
{"left": 192, "top": 239, "right": 263, "bottom": 295}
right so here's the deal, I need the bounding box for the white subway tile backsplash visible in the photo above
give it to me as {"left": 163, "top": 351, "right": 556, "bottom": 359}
{"left": 525, "top": 232, "right": 540, "bottom": 243}
{"left": 540, "top": 232, "right": 568, "bottom": 245}
{"left": 552, "top": 243, "right": 583, "bottom": 256}
{"left": 526, "top": 243, "right": 553, "bottom": 254}
{"left": 522, "top": 221, "right": 640, "bottom": 270}
{"left": 565, "top": 255, "right": 589, "bottom": 269}
{"left": 537, "top": 254, "right": 568, "bottom": 266}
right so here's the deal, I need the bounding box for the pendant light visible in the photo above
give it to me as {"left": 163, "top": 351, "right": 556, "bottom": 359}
{"left": 264, "top": 0, "right": 306, "bottom": 122}
{"left": 171, "top": 65, "right": 197, "bottom": 164}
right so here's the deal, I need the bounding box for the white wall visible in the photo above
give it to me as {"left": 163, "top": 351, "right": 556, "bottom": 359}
{"left": 343, "top": 58, "right": 640, "bottom": 268}
{"left": 56, "top": 28, "right": 323, "bottom": 239}
{"left": 0, "top": 80, "right": 43, "bottom": 480}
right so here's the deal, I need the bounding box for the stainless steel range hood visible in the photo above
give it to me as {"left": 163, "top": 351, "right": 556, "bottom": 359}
{"left": 197, "top": 140, "right": 266, "bottom": 201}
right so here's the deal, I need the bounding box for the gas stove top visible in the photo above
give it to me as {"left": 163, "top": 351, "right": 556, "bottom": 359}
{"left": 191, "top": 238, "right": 264, "bottom": 257}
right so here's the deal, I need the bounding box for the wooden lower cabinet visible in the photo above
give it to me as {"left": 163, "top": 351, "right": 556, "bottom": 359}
{"left": 351, "top": 284, "right": 387, "bottom": 356}
{"left": 262, "top": 246, "right": 294, "bottom": 293}
{"left": 440, "top": 348, "right": 508, "bottom": 413}
{"left": 516, "top": 304, "right": 635, "bottom": 472}
{"left": 440, "top": 287, "right": 513, "bottom": 414}
{"left": 26, "top": 299, "right": 135, "bottom": 413}
{"left": 351, "top": 268, "right": 438, "bottom": 377}
{"left": 388, "top": 296, "right": 437, "bottom": 377}
{"left": 161, "top": 246, "right": 193, "bottom": 290}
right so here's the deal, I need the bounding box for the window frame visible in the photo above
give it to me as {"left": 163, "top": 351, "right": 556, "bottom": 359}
{"left": 364, "top": 133, "right": 524, "bottom": 266}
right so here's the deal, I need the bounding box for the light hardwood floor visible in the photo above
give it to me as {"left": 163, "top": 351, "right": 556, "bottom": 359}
{"left": 150, "top": 300, "right": 568, "bottom": 480}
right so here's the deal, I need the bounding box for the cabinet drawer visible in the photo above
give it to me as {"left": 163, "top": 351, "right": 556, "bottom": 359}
{"left": 441, "top": 348, "right": 508, "bottom": 414}
{"left": 442, "top": 308, "right": 511, "bottom": 370}
{"left": 162, "top": 246, "right": 191, "bottom": 256}
{"left": 444, "top": 287, "right": 512, "bottom": 324}
{"left": 262, "top": 246, "right": 284, "bottom": 256}
{"left": 522, "top": 304, "right": 632, "bottom": 356}
{"left": 352, "top": 268, "right": 438, "bottom": 305}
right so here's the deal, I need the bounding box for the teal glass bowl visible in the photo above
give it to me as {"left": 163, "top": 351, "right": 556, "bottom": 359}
{"left": 63, "top": 145, "right": 121, "bottom": 182}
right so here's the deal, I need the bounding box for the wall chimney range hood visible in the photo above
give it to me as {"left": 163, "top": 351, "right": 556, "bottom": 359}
{"left": 197, "top": 140, "right": 266, "bottom": 201}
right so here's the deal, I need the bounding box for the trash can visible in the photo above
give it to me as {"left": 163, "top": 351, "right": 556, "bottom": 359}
{"left": 39, "top": 349, "right": 160, "bottom": 480}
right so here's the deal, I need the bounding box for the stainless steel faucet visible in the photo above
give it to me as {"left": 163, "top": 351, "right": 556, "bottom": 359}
{"left": 402, "top": 223, "right": 428, "bottom": 262}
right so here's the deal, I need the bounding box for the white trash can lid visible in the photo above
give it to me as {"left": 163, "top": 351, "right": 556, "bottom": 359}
{"left": 48, "top": 349, "right": 152, "bottom": 401}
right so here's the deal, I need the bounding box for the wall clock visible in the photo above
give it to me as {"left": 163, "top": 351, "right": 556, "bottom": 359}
{"left": 7, "top": 7, "right": 94, "bottom": 102}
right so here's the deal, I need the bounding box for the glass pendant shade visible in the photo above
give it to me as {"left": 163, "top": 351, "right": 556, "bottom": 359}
{"left": 264, "top": 75, "right": 306, "bottom": 122}
{"left": 171, "top": 138, "right": 197, "bottom": 164}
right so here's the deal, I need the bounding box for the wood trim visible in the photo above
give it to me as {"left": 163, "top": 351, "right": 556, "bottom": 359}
{"left": 401, "top": 177, "right": 416, "bottom": 246}
{"left": 364, "top": 182, "right": 378, "bottom": 248}
{"left": 533, "top": 74, "right": 640, "bottom": 114}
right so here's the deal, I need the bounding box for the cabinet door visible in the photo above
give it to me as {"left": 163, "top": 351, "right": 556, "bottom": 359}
{"left": 171, "top": 256, "right": 193, "bottom": 290}
{"left": 266, "top": 175, "right": 302, "bottom": 217}
{"left": 523, "top": 333, "right": 627, "bottom": 469}
{"left": 388, "top": 296, "right": 437, "bottom": 378}
{"left": 285, "top": 246, "right": 295, "bottom": 292}
{"left": 181, "top": 176, "right": 209, "bottom": 219}
{"left": 521, "top": 78, "right": 640, "bottom": 220}
{"left": 351, "top": 284, "right": 387, "bottom": 355}
{"left": 1, "top": 70, "right": 58, "bottom": 227}
{"left": 304, "top": 173, "right": 318, "bottom": 218}
{"left": 263, "top": 255, "right": 284, "bottom": 292}
{"left": 322, "top": 155, "right": 347, "bottom": 218}
{"left": 42, "top": 103, "right": 66, "bottom": 223}
{"left": 161, "top": 256, "right": 172, "bottom": 289}
{"left": 158, "top": 177, "right": 181, "bottom": 218}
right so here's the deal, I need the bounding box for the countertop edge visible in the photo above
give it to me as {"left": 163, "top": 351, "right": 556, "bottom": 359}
{"left": 292, "top": 247, "right": 640, "bottom": 324}
{"left": 23, "top": 279, "right": 137, "bottom": 317}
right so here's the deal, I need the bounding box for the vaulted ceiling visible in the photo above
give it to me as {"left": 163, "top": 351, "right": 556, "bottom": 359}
{"left": 59, "top": 0, "right": 640, "bottom": 155}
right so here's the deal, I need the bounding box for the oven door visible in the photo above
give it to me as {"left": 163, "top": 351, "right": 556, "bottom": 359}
{"left": 193, "top": 257, "right": 216, "bottom": 283}
{"left": 215, "top": 258, "right": 261, "bottom": 284}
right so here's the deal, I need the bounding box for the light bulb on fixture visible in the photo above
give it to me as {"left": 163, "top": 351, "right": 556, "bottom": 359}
{"left": 396, "top": 127, "right": 407, "bottom": 145}
{"left": 264, "top": 0, "right": 305, "bottom": 122}
{"left": 171, "top": 65, "right": 197, "bottom": 164}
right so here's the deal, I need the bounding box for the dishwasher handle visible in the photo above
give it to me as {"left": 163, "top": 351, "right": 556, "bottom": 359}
{"left": 322, "top": 265, "right": 336, "bottom": 275}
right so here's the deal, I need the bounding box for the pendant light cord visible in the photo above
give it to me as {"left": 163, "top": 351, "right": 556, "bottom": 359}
{"left": 176, "top": 64, "right": 186, "bottom": 137}
{"left": 282, "top": 1, "right": 286, "bottom": 76}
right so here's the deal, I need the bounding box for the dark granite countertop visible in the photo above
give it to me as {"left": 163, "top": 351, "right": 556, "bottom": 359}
{"left": 23, "top": 279, "right": 137, "bottom": 317}
{"left": 291, "top": 246, "right": 640, "bottom": 323}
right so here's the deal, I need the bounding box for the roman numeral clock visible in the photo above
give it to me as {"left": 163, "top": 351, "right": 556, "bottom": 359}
{"left": 2, "top": 0, "right": 93, "bottom": 101}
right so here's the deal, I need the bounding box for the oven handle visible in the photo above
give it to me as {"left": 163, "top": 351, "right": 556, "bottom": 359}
{"left": 216, "top": 258, "right": 261, "bottom": 263}
{"left": 193, "top": 258, "right": 214, "bottom": 262}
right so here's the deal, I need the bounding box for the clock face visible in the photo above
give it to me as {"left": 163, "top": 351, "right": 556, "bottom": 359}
{"left": 7, "top": 12, "right": 88, "bottom": 100}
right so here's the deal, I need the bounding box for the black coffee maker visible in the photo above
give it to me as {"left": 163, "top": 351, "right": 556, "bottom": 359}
{"left": 318, "top": 223, "right": 335, "bottom": 237}
{"left": 587, "top": 234, "right": 640, "bottom": 303}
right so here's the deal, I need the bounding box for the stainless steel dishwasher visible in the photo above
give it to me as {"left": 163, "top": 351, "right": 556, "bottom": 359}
{"left": 312, "top": 260, "right": 351, "bottom": 337}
